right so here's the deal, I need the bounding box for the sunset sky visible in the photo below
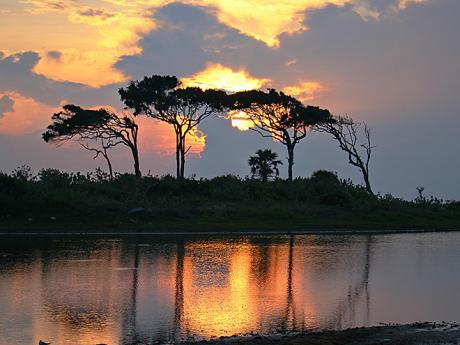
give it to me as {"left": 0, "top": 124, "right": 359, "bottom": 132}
{"left": 0, "top": 0, "right": 459, "bottom": 199}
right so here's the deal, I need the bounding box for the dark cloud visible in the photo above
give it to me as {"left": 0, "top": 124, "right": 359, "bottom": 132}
{"left": 0, "top": 95, "right": 14, "bottom": 118}
{"left": 47, "top": 50, "right": 62, "bottom": 60}
{"left": 116, "top": 3, "right": 285, "bottom": 80}
{"left": 77, "top": 8, "right": 115, "bottom": 20}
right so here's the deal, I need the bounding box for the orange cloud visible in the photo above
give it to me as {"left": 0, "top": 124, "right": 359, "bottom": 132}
{"left": 1, "top": 0, "right": 432, "bottom": 87}
{"left": 229, "top": 110, "right": 253, "bottom": 132}
{"left": 0, "top": 92, "right": 59, "bottom": 135}
{"left": 182, "top": 63, "right": 270, "bottom": 92}
{"left": 283, "top": 81, "right": 325, "bottom": 102}
{"left": 181, "top": 63, "right": 271, "bottom": 131}
{"left": 5, "top": 1, "right": 155, "bottom": 87}
{"left": 398, "top": 0, "right": 430, "bottom": 10}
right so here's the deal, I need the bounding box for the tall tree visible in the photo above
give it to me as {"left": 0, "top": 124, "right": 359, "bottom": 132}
{"left": 248, "top": 149, "right": 283, "bottom": 182}
{"left": 315, "top": 115, "right": 374, "bottom": 195}
{"left": 230, "top": 89, "right": 333, "bottom": 181}
{"left": 119, "top": 76, "right": 226, "bottom": 179}
{"left": 43, "top": 105, "right": 141, "bottom": 177}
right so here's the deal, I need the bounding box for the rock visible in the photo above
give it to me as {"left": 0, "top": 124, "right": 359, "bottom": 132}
{"left": 39, "top": 341, "right": 51, "bottom": 345}
{"left": 50, "top": 216, "right": 57, "bottom": 221}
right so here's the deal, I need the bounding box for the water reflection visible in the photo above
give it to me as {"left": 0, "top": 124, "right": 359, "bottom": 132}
{"left": 1, "top": 233, "right": 460, "bottom": 345}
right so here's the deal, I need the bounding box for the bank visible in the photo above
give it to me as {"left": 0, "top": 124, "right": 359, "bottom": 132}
{"left": 177, "top": 323, "right": 460, "bottom": 345}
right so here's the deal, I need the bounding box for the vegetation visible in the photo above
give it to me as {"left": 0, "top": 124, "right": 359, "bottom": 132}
{"left": 119, "top": 75, "right": 226, "bottom": 179}
{"left": 229, "top": 89, "right": 333, "bottom": 181}
{"left": 1, "top": 166, "right": 459, "bottom": 233}
{"left": 31, "top": 73, "right": 457, "bottom": 233}
{"left": 42, "top": 75, "right": 362, "bottom": 188}
{"left": 43, "top": 105, "right": 141, "bottom": 177}
{"left": 314, "top": 115, "right": 374, "bottom": 195}
{"left": 248, "top": 149, "right": 282, "bottom": 182}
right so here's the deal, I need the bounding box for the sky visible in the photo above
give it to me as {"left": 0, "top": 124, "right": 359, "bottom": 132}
{"left": 0, "top": 0, "right": 459, "bottom": 199}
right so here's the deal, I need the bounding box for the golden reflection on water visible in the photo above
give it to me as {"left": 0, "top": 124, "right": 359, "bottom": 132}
{"left": 0, "top": 235, "right": 386, "bottom": 345}
{"left": 181, "top": 242, "right": 258, "bottom": 336}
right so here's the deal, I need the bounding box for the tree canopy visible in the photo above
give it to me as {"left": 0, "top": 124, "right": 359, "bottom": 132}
{"left": 229, "top": 89, "right": 333, "bottom": 180}
{"left": 41, "top": 75, "right": 375, "bottom": 193}
{"left": 43, "top": 104, "right": 141, "bottom": 177}
{"left": 119, "top": 76, "right": 228, "bottom": 179}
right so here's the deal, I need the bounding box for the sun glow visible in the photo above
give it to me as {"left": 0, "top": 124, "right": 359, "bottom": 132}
{"left": 229, "top": 110, "right": 254, "bottom": 131}
{"left": 182, "top": 64, "right": 271, "bottom": 133}
{"left": 133, "top": 117, "right": 207, "bottom": 156}
{"left": 283, "top": 81, "right": 324, "bottom": 102}
{"left": 182, "top": 63, "right": 270, "bottom": 92}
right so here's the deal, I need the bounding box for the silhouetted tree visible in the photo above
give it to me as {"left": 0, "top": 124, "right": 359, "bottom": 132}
{"left": 230, "top": 89, "right": 333, "bottom": 181}
{"left": 248, "top": 149, "right": 282, "bottom": 182}
{"left": 42, "top": 105, "right": 141, "bottom": 177}
{"left": 119, "top": 76, "right": 227, "bottom": 179}
{"left": 315, "top": 115, "right": 374, "bottom": 195}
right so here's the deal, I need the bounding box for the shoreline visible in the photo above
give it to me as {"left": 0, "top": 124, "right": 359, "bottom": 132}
{"left": 177, "top": 323, "right": 460, "bottom": 345}
{"left": 1, "top": 228, "right": 459, "bottom": 236}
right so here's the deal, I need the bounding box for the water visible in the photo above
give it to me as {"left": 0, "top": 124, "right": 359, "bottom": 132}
{"left": 1, "top": 232, "right": 459, "bottom": 345}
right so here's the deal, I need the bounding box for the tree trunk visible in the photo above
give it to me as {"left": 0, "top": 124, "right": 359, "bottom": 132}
{"left": 131, "top": 146, "right": 141, "bottom": 178}
{"left": 180, "top": 135, "right": 186, "bottom": 180}
{"left": 102, "top": 151, "right": 113, "bottom": 178}
{"left": 287, "top": 144, "right": 295, "bottom": 182}
{"left": 362, "top": 170, "right": 374, "bottom": 196}
{"left": 175, "top": 130, "right": 181, "bottom": 179}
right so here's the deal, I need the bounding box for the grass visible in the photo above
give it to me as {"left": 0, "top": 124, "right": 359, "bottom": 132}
{"left": 1, "top": 166, "right": 459, "bottom": 233}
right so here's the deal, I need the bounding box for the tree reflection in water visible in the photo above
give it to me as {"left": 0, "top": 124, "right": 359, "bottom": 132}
{"left": 0, "top": 234, "right": 380, "bottom": 345}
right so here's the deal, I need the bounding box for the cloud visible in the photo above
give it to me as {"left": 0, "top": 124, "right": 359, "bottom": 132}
{"left": 0, "top": 95, "right": 15, "bottom": 118}
{"left": 22, "top": 0, "right": 81, "bottom": 14}
{"left": 283, "top": 81, "right": 325, "bottom": 102}
{"left": 116, "top": 3, "right": 273, "bottom": 79}
{"left": 74, "top": 7, "right": 117, "bottom": 21}
{"left": 0, "top": 51, "right": 118, "bottom": 106}
{"left": 182, "top": 63, "right": 270, "bottom": 92}
{"left": 47, "top": 51, "right": 62, "bottom": 60}
{"left": 398, "top": 0, "right": 430, "bottom": 10}
{"left": 0, "top": 92, "right": 59, "bottom": 135}
{"left": 11, "top": 1, "right": 155, "bottom": 86}
{"left": 2, "top": 0, "right": 433, "bottom": 87}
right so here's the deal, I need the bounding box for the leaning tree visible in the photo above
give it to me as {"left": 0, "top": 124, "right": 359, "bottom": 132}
{"left": 314, "top": 115, "right": 374, "bottom": 195}
{"left": 119, "top": 76, "right": 227, "bottom": 179}
{"left": 42, "top": 104, "right": 141, "bottom": 177}
{"left": 229, "top": 89, "right": 333, "bottom": 181}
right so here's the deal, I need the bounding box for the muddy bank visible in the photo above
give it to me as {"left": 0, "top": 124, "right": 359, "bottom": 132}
{"left": 177, "top": 323, "right": 460, "bottom": 345}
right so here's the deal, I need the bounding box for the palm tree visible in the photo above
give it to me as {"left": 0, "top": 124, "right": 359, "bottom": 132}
{"left": 248, "top": 149, "right": 283, "bottom": 182}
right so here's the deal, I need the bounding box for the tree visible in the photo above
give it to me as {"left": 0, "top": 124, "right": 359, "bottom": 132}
{"left": 248, "top": 149, "right": 283, "bottom": 182}
{"left": 119, "top": 76, "right": 227, "bottom": 179}
{"left": 230, "top": 89, "right": 333, "bottom": 181}
{"left": 42, "top": 104, "right": 141, "bottom": 177}
{"left": 315, "top": 115, "right": 374, "bottom": 195}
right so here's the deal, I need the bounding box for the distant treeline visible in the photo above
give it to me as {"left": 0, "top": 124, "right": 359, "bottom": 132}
{"left": 1, "top": 167, "right": 459, "bottom": 232}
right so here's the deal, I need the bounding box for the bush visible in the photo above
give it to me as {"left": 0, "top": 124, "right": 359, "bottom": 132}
{"left": 0, "top": 167, "right": 458, "bottom": 228}
{"left": 0, "top": 173, "right": 27, "bottom": 196}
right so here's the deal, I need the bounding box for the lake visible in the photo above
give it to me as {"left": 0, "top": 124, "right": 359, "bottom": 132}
{"left": 1, "top": 232, "right": 459, "bottom": 345}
